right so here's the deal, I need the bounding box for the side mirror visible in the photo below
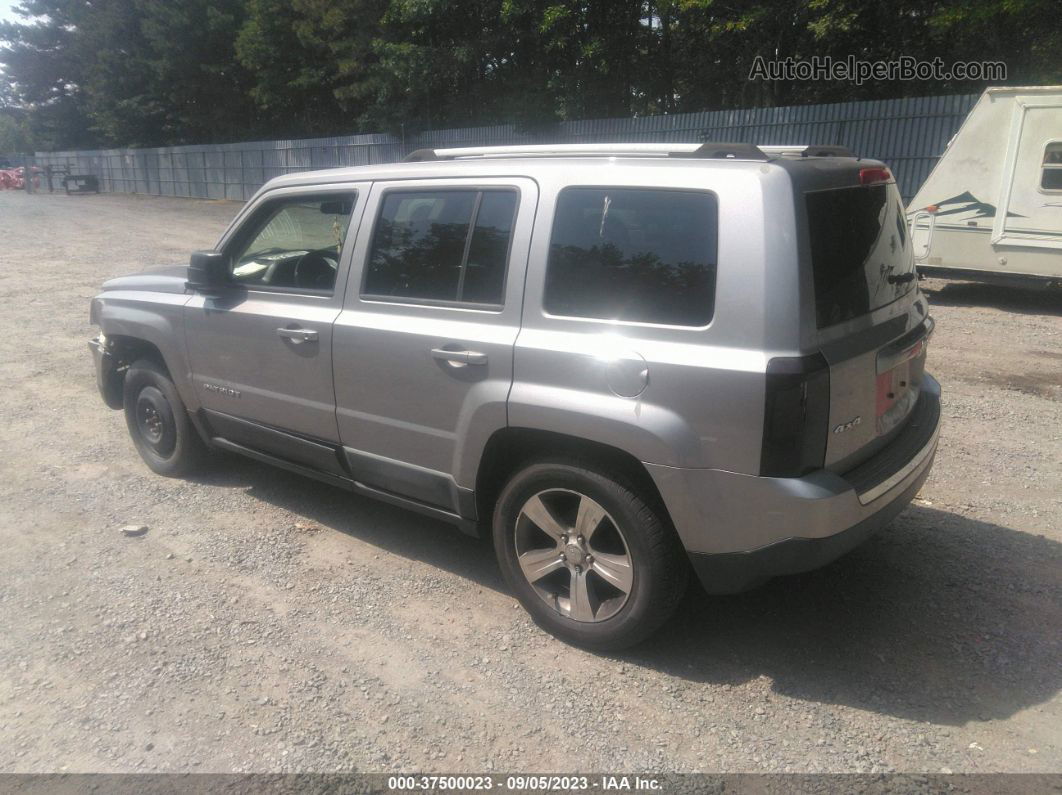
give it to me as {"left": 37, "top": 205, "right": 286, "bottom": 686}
{"left": 186, "top": 250, "right": 229, "bottom": 293}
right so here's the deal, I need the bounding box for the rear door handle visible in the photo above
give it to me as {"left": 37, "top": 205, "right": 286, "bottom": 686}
{"left": 277, "top": 327, "right": 318, "bottom": 343}
{"left": 431, "top": 348, "right": 488, "bottom": 365}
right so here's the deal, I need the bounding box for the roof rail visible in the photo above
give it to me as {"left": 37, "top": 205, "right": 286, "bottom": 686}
{"left": 402, "top": 142, "right": 857, "bottom": 163}
{"left": 668, "top": 142, "right": 768, "bottom": 160}
{"left": 759, "top": 144, "right": 856, "bottom": 158}
{"left": 403, "top": 142, "right": 770, "bottom": 162}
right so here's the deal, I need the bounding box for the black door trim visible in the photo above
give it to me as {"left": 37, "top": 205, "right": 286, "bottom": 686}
{"left": 201, "top": 410, "right": 479, "bottom": 533}
{"left": 342, "top": 446, "right": 478, "bottom": 520}
{"left": 202, "top": 410, "right": 348, "bottom": 477}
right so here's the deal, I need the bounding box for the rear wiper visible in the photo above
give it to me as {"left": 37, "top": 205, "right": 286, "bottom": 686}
{"left": 887, "top": 272, "right": 916, "bottom": 284}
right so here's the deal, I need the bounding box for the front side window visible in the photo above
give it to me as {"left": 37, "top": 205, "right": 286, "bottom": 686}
{"left": 363, "top": 189, "right": 518, "bottom": 305}
{"left": 1042, "top": 142, "right": 1062, "bottom": 191}
{"left": 229, "top": 193, "right": 357, "bottom": 292}
{"left": 543, "top": 188, "right": 718, "bottom": 327}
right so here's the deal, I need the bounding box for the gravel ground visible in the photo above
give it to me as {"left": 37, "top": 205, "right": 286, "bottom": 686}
{"left": 0, "top": 190, "right": 1059, "bottom": 775}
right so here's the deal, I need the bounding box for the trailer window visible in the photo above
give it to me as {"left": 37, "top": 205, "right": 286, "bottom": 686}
{"left": 1042, "top": 143, "right": 1062, "bottom": 191}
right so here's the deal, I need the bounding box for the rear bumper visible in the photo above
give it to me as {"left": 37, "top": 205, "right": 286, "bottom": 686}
{"left": 647, "top": 374, "right": 941, "bottom": 593}
{"left": 686, "top": 458, "right": 933, "bottom": 593}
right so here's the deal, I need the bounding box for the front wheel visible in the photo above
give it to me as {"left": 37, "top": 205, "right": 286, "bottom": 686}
{"left": 122, "top": 358, "right": 207, "bottom": 477}
{"left": 493, "top": 460, "right": 688, "bottom": 651}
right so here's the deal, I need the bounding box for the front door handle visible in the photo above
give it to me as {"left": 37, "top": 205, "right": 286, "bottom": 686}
{"left": 431, "top": 348, "right": 488, "bottom": 365}
{"left": 277, "top": 327, "right": 319, "bottom": 343}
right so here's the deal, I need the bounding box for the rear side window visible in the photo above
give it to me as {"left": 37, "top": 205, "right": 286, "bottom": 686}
{"left": 363, "top": 189, "right": 517, "bottom": 305}
{"left": 806, "top": 184, "right": 915, "bottom": 329}
{"left": 544, "top": 188, "right": 718, "bottom": 326}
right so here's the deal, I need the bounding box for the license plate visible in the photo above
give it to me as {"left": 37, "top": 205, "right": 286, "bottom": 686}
{"left": 876, "top": 338, "right": 926, "bottom": 434}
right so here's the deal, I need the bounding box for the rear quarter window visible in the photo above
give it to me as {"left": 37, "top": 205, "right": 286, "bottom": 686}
{"left": 543, "top": 188, "right": 718, "bottom": 327}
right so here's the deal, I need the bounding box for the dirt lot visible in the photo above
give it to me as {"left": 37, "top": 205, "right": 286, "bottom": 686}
{"left": 0, "top": 190, "right": 1059, "bottom": 775}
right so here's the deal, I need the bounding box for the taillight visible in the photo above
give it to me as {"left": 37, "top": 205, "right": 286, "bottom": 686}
{"left": 760, "top": 353, "right": 831, "bottom": 477}
{"left": 859, "top": 166, "right": 894, "bottom": 186}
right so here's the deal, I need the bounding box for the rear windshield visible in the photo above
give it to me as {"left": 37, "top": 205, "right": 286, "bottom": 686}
{"left": 806, "top": 184, "right": 915, "bottom": 328}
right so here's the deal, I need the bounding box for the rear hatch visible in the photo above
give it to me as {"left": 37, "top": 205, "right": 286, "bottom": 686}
{"left": 795, "top": 160, "right": 933, "bottom": 473}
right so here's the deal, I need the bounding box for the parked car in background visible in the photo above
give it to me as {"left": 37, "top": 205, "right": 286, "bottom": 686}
{"left": 89, "top": 143, "right": 940, "bottom": 649}
{"left": 0, "top": 164, "right": 41, "bottom": 190}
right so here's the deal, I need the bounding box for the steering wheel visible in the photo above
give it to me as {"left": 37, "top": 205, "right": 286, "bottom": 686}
{"left": 293, "top": 250, "right": 339, "bottom": 291}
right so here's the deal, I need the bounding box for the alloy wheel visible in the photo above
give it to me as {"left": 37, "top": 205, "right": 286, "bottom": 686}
{"left": 514, "top": 488, "right": 634, "bottom": 622}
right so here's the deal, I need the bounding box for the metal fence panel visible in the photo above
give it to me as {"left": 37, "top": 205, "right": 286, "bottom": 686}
{"left": 30, "top": 93, "right": 978, "bottom": 202}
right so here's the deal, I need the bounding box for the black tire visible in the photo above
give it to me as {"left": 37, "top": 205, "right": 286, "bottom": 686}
{"left": 493, "top": 459, "right": 688, "bottom": 651}
{"left": 123, "top": 358, "right": 207, "bottom": 477}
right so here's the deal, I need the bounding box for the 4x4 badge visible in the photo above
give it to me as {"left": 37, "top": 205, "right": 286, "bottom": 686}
{"left": 203, "top": 383, "right": 241, "bottom": 398}
{"left": 833, "top": 416, "right": 862, "bottom": 434}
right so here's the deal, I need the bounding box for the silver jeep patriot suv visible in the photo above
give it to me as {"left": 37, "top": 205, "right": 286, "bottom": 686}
{"left": 89, "top": 143, "right": 940, "bottom": 650}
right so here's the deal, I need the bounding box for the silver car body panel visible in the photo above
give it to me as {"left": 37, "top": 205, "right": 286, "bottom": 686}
{"left": 90, "top": 148, "right": 941, "bottom": 588}
{"left": 817, "top": 290, "right": 931, "bottom": 472}
{"left": 332, "top": 177, "right": 537, "bottom": 495}
{"left": 651, "top": 374, "right": 940, "bottom": 555}
{"left": 91, "top": 285, "right": 197, "bottom": 408}
{"left": 509, "top": 160, "right": 801, "bottom": 474}
{"left": 184, "top": 181, "right": 371, "bottom": 442}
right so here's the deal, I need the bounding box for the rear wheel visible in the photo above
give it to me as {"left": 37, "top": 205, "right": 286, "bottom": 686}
{"left": 493, "top": 459, "right": 688, "bottom": 650}
{"left": 123, "top": 358, "right": 206, "bottom": 477}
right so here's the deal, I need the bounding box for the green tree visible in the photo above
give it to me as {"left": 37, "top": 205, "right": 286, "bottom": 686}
{"left": 0, "top": 111, "right": 33, "bottom": 152}
{"left": 76, "top": 0, "right": 171, "bottom": 145}
{"left": 0, "top": 0, "right": 98, "bottom": 148}
{"left": 235, "top": 0, "right": 388, "bottom": 135}
{"left": 136, "top": 0, "right": 261, "bottom": 144}
{"left": 2, "top": 0, "right": 1062, "bottom": 150}
{"left": 1, "top": 0, "right": 261, "bottom": 147}
{"left": 928, "top": 0, "right": 1062, "bottom": 88}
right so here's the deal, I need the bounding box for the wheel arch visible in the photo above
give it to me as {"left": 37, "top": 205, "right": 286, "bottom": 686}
{"left": 474, "top": 427, "right": 674, "bottom": 533}
{"left": 96, "top": 335, "right": 170, "bottom": 410}
{"left": 95, "top": 296, "right": 198, "bottom": 411}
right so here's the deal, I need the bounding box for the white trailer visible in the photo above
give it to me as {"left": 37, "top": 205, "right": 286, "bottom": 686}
{"left": 908, "top": 86, "right": 1062, "bottom": 288}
